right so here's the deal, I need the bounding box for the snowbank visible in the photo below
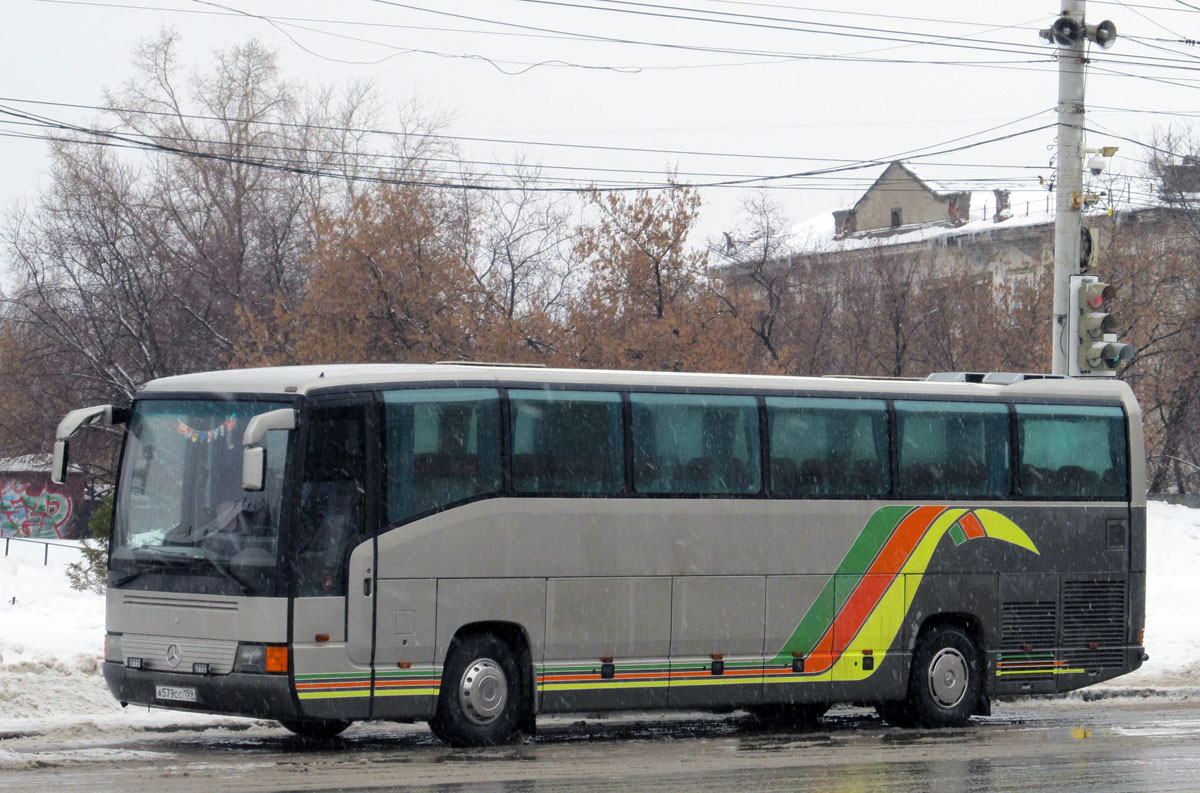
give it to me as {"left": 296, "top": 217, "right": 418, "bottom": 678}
{"left": 1117, "top": 502, "right": 1200, "bottom": 688}
{"left": 2, "top": 502, "right": 1198, "bottom": 732}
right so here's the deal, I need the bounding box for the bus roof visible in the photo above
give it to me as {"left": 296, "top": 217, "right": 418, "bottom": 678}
{"left": 137, "top": 363, "right": 1138, "bottom": 406}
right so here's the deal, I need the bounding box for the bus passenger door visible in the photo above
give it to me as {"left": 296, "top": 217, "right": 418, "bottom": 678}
{"left": 290, "top": 397, "right": 377, "bottom": 722}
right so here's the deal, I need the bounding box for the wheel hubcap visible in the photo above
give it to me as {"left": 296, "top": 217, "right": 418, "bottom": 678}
{"left": 458, "top": 658, "right": 508, "bottom": 726}
{"left": 927, "top": 647, "right": 969, "bottom": 709}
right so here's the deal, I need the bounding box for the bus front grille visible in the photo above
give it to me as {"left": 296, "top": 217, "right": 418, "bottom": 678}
{"left": 121, "top": 634, "right": 239, "bottom": 675}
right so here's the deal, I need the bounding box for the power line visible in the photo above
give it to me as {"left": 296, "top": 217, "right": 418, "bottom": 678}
{"left": 31, "top": 0, "right": 1200, "bottom": 80}
{"left": 0, "top": 95, "right": 1055, "bottom": 169}
{"left": 0, "top": 102, "right": 1058, "bottom": 193}
{"left": 27, "top": 0, "right": 1055, "bottom": 74}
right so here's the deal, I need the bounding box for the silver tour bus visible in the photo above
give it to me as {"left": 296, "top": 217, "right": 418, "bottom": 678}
{"left": 53, "top": 364, "right": 1147, "bottom": 745}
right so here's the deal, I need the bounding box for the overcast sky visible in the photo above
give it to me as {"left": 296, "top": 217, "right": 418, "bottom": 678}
{"left": 2, "top": 0, "right": 1196, "bottom": 252}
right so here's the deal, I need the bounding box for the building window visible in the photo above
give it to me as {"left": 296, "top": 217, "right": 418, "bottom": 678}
{"left": 891, "top": 208, "right": 902, "bottom": 228}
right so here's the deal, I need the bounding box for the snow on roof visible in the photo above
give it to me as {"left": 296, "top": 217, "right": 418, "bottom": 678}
{"left": 0, "top": 455, "right": 54, "bottom": 473}
{"left": 791, "top": 204, "right": 1057, "bottom": 254}
{"left": 0, "top": 454, "right": 85, "bottom": 476}
{"left": 790, "top": 165, "right": 1166, "bottom": 254}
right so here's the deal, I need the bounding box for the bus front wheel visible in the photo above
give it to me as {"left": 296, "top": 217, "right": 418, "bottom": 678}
{"left": 902, "top": 624, "right": 982, "bottom": 728}
{"left": 430, "top": 634, "right": 523, "bottom": 747}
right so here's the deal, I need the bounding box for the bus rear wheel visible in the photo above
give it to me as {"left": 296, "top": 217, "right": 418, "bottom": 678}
{"left": 430, "top": 634, "right": 523, "bottom": 747}
{"left": 278, "top": 718, "right": 352, "bottom": 739}
{"left": 898, "top": 624, "right": 982, "bottom": 728}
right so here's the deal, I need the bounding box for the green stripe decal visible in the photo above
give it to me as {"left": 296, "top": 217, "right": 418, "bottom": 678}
{"left": 772, "top": 504, "right": 912, "bottom": 663}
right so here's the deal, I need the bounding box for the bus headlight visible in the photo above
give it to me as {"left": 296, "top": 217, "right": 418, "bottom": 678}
{"left": 234, "top": 643, "right": 266, "bottom": 673}
{"left": 233, "top": 643, "right": 289, "bottom": 674}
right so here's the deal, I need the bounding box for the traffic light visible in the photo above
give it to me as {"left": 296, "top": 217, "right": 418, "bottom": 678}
{"left": 1069, "top": 275, "right": 1132, "bottom": 376}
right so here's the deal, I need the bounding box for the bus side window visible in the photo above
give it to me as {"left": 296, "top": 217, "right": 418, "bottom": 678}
{"left": 383, "top": 389, "right": 502, "bottom": 524}
{"left": 766, "top": 397, "right": 889, "bottom": 498}
{"left": 294, "top": 404, "right": 367, "bottom": 597}
{"left": 895, "top": 401, "right": 1010, "bottom": 500}
{"left": 1015, "top": 404, "right": 1128, "bottom": 500}
{"left": 510, "top": 390, "right": 624, "bottom": 494}
{"left": 630, "top": 393, "right": 760, "bottom": 495}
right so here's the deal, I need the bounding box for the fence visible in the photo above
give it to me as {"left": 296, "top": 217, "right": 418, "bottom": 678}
{"left": 2, "top": 534, "right": 86, "bottom": 566}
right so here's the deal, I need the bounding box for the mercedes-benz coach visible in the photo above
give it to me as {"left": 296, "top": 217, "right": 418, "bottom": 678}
{"left": 52, "top": 364, "right": 1146, "bottom": 745}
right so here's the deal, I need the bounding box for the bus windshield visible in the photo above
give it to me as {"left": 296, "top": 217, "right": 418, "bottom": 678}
{"left": 111, "top": 399, "right": 290, "bottom": 596}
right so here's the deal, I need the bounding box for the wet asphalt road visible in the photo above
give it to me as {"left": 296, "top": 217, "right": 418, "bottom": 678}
{"left": 4, "top": 696, "right": 1200, "bottom": 793}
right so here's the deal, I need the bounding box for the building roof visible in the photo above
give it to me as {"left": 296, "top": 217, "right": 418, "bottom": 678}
{"left": 806, "top": 161, "right": 1158, "bottom": 254}
{"left": 793, "top": 203, "right": 1057, "bottom": 254}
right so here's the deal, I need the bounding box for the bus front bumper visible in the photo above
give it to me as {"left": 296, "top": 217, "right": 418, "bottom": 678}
{"left": 103, "top": 661, "right": 301, "bottom": 720}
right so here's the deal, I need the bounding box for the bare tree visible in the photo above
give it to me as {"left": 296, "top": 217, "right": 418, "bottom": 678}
{"left": 0, "top": 32, "right": 441, "bottom": 464}
{"left": 709, "top": 194, "right": 803, "bottom": 369}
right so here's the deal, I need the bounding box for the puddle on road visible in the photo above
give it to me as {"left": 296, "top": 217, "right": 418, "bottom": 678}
{"left": 1110, "top": 718, "right": 1200, "bottom": 738}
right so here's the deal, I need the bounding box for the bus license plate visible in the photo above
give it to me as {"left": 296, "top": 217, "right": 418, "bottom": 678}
{"left": 155, "top": 685, "right": 197, "bottom": 703}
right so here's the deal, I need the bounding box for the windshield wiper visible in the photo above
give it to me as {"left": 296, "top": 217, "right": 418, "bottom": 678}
{"left": 195, "top": 555, "right": 253, "bottom": 596}
{"left": 112, "top": 565, "right": 159, "bottom": 587}
{"left": 117, "top": 548, "right": 253, "bottom": 595}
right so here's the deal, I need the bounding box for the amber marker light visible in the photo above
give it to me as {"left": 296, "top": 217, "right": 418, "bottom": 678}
{"left": 265, "top": 645, "right": 290, "bottom": 674}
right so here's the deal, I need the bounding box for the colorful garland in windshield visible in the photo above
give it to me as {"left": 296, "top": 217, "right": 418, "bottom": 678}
{"left": 175, "top": 416, "right": 238, "bottom": 443}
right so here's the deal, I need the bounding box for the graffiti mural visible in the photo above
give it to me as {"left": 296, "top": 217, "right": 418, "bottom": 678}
{"left": 0, "top": 482, "right": 74, "bottom": 539}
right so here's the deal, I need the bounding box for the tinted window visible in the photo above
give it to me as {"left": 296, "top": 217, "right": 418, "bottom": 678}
{"left": 896, "top": 401, "right": 1010, "bottom": 499}
{"left": 384, "top": 389, "right": 502, "bottom": 523}
{"left": 1017, "top": 404, "right": 1128, "bottom": 499}
{"left": 767, "top": 397, "right": 889, "bottom": 497}
{"left": 631, "top": 393, "right": 761, "bottom": 494}
{"left": 295, "top": 403, "right": 367, "bottom": 597}
{"left": 510, "top": 390, "right": 624, "bottom": 494}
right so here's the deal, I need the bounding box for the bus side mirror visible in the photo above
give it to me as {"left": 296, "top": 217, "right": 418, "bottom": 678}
{"left": 241, "top": 408, "right": 296, "bottom": 492}
{"left": 52, "top": 439, "right": 69, "bottom": 485}
{"left": 242, "top": 447, "right": 267, "bottom": 492}
{"left": 52, "top": 404, "right": 126, "bottom": 484}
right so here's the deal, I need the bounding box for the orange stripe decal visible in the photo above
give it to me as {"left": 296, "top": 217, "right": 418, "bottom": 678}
{"left": 804, "top": 505, "right": 946, "bottom": 673}
{"left": 959, "top": 512, "right": 986, "bottom": 540}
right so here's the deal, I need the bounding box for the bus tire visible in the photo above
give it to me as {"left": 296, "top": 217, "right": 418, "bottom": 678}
{"left": 430, "top": 634, "right": 522, "bottom": 747}
{"left": 278, "top": 718, "right": 352, "bottom": 739}
{"left": 905, "top": 624, "right": 982, "bottom": 728}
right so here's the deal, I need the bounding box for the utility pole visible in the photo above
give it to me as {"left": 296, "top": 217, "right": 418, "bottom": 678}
{"left": 1042, "top": 2, "right": 1119, "bottom": 375}
{"left": 1049, "top": 0, "right": 1087, "bottom": 376}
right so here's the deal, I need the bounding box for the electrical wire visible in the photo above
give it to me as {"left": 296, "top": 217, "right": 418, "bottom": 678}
{"left": 0, "top": 102, "right": 1058, "bottom": 193}
{"left": 0, "top": 95, "right": 1056, "bottom": 170}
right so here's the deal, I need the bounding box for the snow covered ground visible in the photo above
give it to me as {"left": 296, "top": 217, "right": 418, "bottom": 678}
{"left": 2, "top": 502, "right": 1198, "bottom": 736}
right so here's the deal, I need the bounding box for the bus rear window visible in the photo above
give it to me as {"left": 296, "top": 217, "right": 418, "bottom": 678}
{"left": 1016, "top": 404, "right": 1128, "bottom": 499}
